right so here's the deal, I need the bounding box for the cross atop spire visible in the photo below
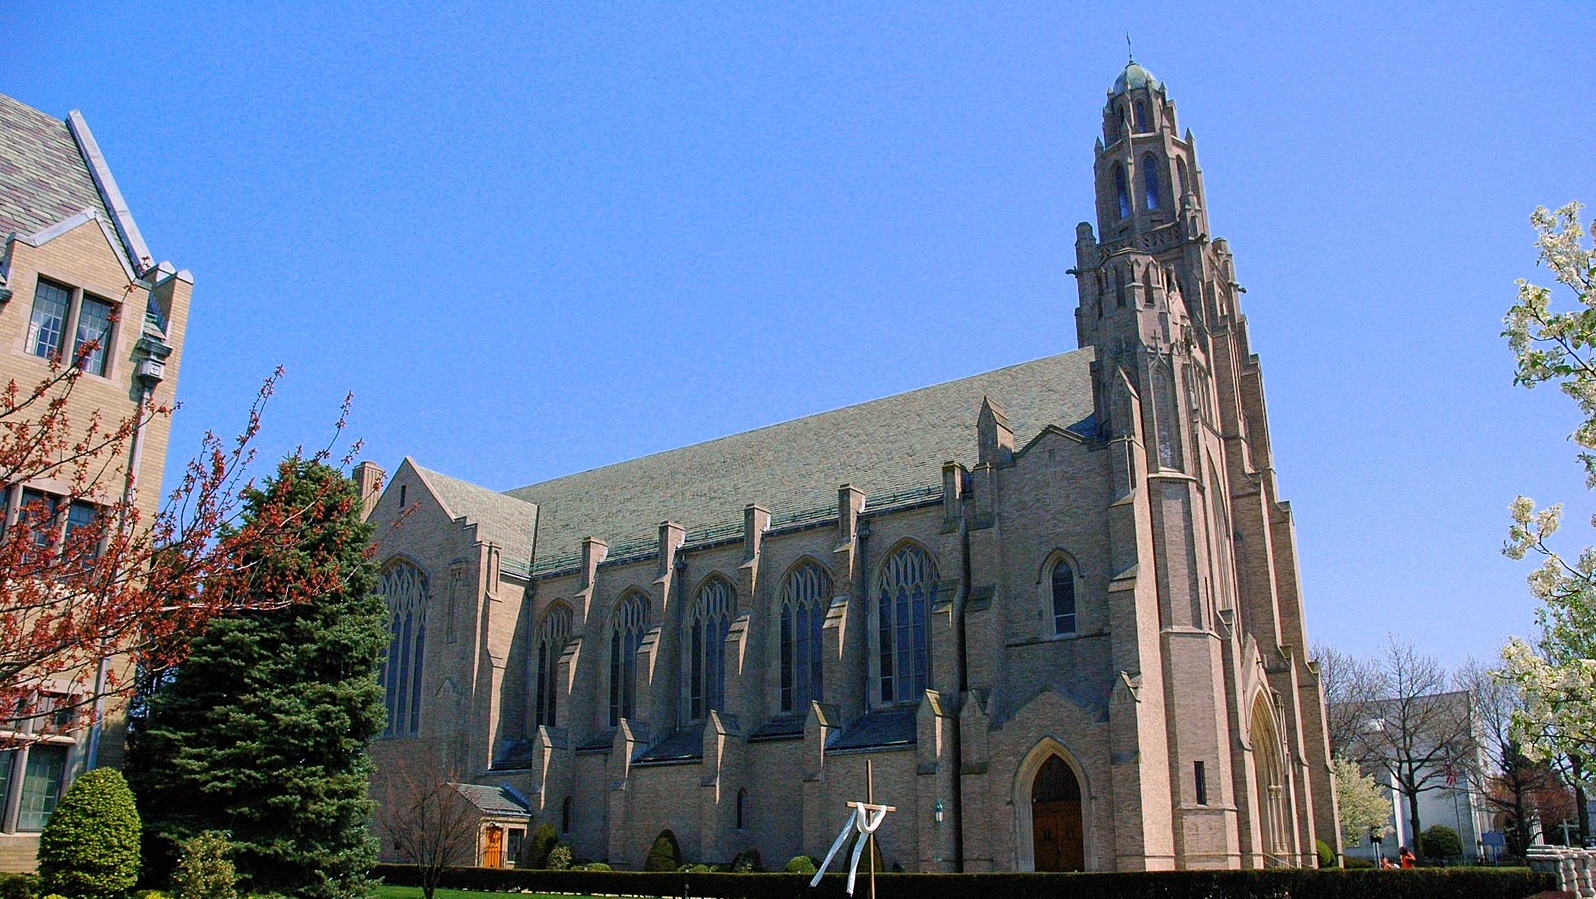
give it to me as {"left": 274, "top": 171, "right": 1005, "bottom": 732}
{"left": 1126, "top": 33, "right": 1134, "bottom": 64}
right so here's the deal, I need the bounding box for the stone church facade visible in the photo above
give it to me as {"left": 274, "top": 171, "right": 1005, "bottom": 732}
{"left": 365, "top": 61, "right": 1339, "bottom": 872}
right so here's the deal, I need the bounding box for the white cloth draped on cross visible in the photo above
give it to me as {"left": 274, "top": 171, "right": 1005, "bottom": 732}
{"left": 809, "top": 799, "right": 896, "bottom": 895}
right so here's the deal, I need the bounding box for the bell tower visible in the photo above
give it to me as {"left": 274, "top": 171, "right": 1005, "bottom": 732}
{"left": 1069, "top": 59, "right": 1339, "bottom": 868}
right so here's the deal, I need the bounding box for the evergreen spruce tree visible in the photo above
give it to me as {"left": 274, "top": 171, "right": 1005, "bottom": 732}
{"left": 125, "top": 459, "right": 384, "bottom": 899}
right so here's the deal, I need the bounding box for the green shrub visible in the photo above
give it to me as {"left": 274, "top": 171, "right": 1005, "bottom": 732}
{"left": 545, "top": 844, "right": 572, "bottom": 871}
{"left": 783, "top": 856, "right": 818, "bottom": 875}
{"left": 1421, "top": 825, "right": 1463, "bottom": 860}
{"left": 644, "top": 829, "right": 682, "bottom": 873}
{"left": 0, "top": 873, "right": 40, "bottom": 899}
{"left": 732, "top": 848, "right": 763, "bottom": 873}
{"left": 171, "top": 832, "right": 236, "bottom": 899}
{"left": 1316, "top": 839, "right": 1335, "bottom": 868}
{"left": 526, "top": 823, "right": 558, "bottom": 869}
{"left": 1343, "top": 855, "right": 1376, "bottom": 869}
{"left": 580, "top": 863, "right": 611, "bottom": 872}
{"left": 37, "top": 769, "right": 141, "bottom": 899}
{"left": 131, "top": 891, "right": 170, "bottom": 899}
{"left": 43, "top": 893, "right": 71, "bottom": 899}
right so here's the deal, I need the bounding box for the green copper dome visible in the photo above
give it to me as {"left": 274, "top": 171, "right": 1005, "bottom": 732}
{"left": 1113, "top": 61, "right": 1160, "bottom": 94}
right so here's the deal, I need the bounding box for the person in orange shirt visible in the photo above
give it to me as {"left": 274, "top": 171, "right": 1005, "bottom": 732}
{"left": 1399, "top": 847, "right": 1416, "bottom": 868}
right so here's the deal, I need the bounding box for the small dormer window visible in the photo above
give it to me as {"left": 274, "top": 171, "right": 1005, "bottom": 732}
{"left": 1143, "top": 155, "right": 1162, "bottom": 211}
{"left": 1134, "top": 100, "right": 1149, "bottom": 132}
{"left": 1114, "top": 165, "right": 1131, "bottom": 220}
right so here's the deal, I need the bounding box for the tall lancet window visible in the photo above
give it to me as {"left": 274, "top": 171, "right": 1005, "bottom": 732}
{"left": 1143, "top": 154, "right": 1162, "bottom": 211}
{"left": 878, "top": 544, "right": 936, "bottom": 704}
{"left": 1177, "top": 158, "right": 1190, "bottom": 198}
{"left": 609, "top": 592, "right": 648, "bottom": 726}
{"left": 689, "top": 578, "right": 734, "bottom": 721}
{"left": 780, "top": 560, "right": 831, "bottom": 713}
{"left": 1133, "top": 100, "right": 1149, "bottom": 132}
{"left": 1052, "top": 559, "right": 1078, "bottom": 636}
{"left": 378, "top": 560, "right": 428, "bottom": 737}
{"left": 1114, "top": 165, "right": 1131, "bottom": 220}
{"left": 533, "top": 604, "right": 572, "bottom": 728}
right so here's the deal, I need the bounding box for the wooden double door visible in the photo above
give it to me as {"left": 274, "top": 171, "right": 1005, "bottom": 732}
{"left": 1031, "top": 755, "right": 1085, "bottom": 871}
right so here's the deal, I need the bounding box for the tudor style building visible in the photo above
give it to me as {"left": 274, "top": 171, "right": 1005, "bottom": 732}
{"left": 365, "top": 60, "right": 1338, "bottom": 872}
{"left": 0, "top": 92, "right": 191, "bottom": 868}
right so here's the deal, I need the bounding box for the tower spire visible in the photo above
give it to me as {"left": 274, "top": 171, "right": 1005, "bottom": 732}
{"left": 1126, "top": 33, "right": 1134, "bottom": 64}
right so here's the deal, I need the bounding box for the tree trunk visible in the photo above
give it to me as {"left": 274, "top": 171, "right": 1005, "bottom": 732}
{"left": 1407, "top": 788, "right": 1424, "bottom": 860}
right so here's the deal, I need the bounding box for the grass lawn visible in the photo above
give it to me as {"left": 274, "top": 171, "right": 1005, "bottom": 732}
{"left": 375, "top": 886, "right": 596, "bottom": 899}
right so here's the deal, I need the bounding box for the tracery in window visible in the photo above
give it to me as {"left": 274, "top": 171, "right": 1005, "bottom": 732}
{"left": 780, "top": 560, "right": 830, "bottom": 713}
{"left": 379, "top": 560, "right": 428, "bottom": 737}
{"left": 689, "top": 577, "right": 733, "bottom": 721}
{"left": 1051, "top": 558, "right": 1078, "bottom": 636}
{"left": 1143, "top": 154, "right": 1162, "bottom": 211}
{"left": 609, "top": 591, "right": 648, "bottom": 726}
{"left": 877, "top": 544, "right": 936, "bottom": 705}
{"left": 533, "top": 603, "right": 572, "bottom": 728}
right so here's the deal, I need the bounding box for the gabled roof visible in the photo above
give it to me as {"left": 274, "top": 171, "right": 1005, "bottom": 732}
{"left": 409, "top": 460, "right": 539, "bottom": 566}
{"left": 0, "top": 93, "right": 148, "bottom": 275}
{"left": 507, "top": 348, "right": 1096, "bottom": 562}
{"left": 450, "top": 782, "right": 530, "bottom": 817}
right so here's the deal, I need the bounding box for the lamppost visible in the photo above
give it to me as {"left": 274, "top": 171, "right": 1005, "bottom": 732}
{"left": 1371, "top": 827, "right": 1384, "bottom": 864}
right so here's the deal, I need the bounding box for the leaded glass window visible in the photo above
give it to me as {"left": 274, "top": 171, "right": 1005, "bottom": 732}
{"left": 533, "top": 604, "right": 571, "bottom": 728}
{"left": 1114, "top": 165, "right": 1131, "bottom": 220}
{"left": 1143, "top": 154, "right": 1162, "bottom": 211}
{"left": 609, "top": 592, "right": 648, "bottom": 726}
{"left": 877, "top": 544, "right": 936, "bottom": 705}
{"left": 689, "top": 578, "right": 733, "bottom": 721}
{"left": 27, "top": 280, "right": 70, "bottom": 361}
{"left": 1052, "top": 559, "right": 1077, "bottom": 635}
{"left": 780, "top": 560, "right": 830, "bottom": 713}
{"left": 17, "top": 743, "right": 67, "bottom": 831}
{"left": 73, "top": 295, "right": 114, "bottom": 375}
{"left": 378, "top": 560, "right": 428, "bottom": 737}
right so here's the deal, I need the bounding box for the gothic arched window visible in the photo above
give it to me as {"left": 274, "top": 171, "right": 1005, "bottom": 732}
{"left": 878, "top": 544, "right": 937, "bottom": 705}
{"left": 378, "top": 560, "right": 428, "bottom": 737}
{"left": 1143, "top": 154, "right": 1162, "bottom": 211}
{"left": 1114, "top": 268, "right": 1126, "bottom": 308}
{"left": 562, "top": 796, "right": 573, "bottom": 833}
{"left": 609, "top": 591, "right": 648, "bottom": 726}
{"left": 1051, "top": 559, "right": 1077, "bottom": 636}
{"left": 736, "top": 787, "right": 748, "bottom": 830}
{"left": 1177, "top": 158, "right": 1190, "bottom": 198}
{"left": 1134, "top": 100, "right": 1149, "bottom": 132}
{"left": 533, "top": 604, "right": 572, "bottom": 728}
{"left": 780, "top": 560, "right": 831, "bottom": 713}
{"left": 1114, "top": 165, "right": 1131, "bottom": 219}
{"left": 689, "top": 578, "right": 734, "bottom": 721}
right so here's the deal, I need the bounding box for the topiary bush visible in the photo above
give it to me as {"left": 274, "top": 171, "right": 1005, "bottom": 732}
{"left": 644, "top": 829, "right": 682, "bottom": 872}
{"left": 0, "top": 873, "right": 39, "bottom": 899}
{"left": 37, "top": 768, "right": 141, "bottom": 899}
{"left": 1315, "top": 839, "right": 1335, "bottom": 868}
{"left": 171, "top": 832, "right": 236, "bottom": 899}
{"left": 783, "top": 855, "right": 818, "bottom": 875}
{"left": 1421, "top": 825, "right": 1463, "bottom": 860}
{"left": 545, "top": 844, "right": 572, "bottom": 871}
{"left": 732, "top": 848, "right": 763, "bottom": 873}
{"left": 526, "top": 823, "right": 558, "bottom": 869}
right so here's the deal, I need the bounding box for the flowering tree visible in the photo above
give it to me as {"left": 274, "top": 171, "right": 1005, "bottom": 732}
{"left": 1333, "top": 757, "right": 1392, "bottom": 852}
{"left": 1501, "top": 201, "right": 1596, "bottom": 842}
{"left": 0, "top": 351, "right": 364, "bottom": 740}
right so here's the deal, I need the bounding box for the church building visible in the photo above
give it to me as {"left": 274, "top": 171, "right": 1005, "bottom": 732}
{"left": 364, "top": 60, "right": 1339, "bottom": 872}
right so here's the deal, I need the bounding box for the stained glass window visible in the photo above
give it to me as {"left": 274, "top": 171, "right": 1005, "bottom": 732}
{"left": 609, "top": 592, "right": 648, "bottom": 726}
{"left": 780, "top": 560, "right": 830, "bottom": 713}
{"left": 378, "top": 561, "right": 428, "bottom": 737}
{"left": 1115, "top": 166, "right": 1131, "bottom": 219}
{"left": 1052, "top": 560, "right": 1077, "bottom": 636}
{"left": 1143, "top": 154, "right": 1162, "bottom": 211}
{"left": 533, "top": 604, "right": 571, "bottom": 728}
{"left": 689, "top": 578, "right": 733, "bottom": 721}
{"left": 877, "top": 545, "right": 936, "bottom": 704}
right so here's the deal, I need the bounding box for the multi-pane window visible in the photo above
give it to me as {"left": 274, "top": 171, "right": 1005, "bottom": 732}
{"left": 609, "top": 592, "right": 648, "bottom": 727}
{"left": 877, "top": 544, "right": 936, "bottom": 705}
{"left": 689, "top": 578, "right": 733, "bottom": 721}
{"left": 18, "top": 489, "right": 59, "bottom": 563}
{"left": 378, "top": 561, "right": 428, "bottom": 737}
{"left": 780, "top": 560, "right": 830, "bottom": 713}
{"left": 27, "top": 280, "right": 70, "bottom": 361}
{"left": 27, "top": 279, "right": 116, "bottom": 374}
{"left": 16, "top": 743, "right": 67, "bottom": 831}
{"left": 74, "top": 296, "right": 114, "bottom": 376}
{"left": 533, "top": 604, "right": 571, "bottom": 728}
{"left": 1052, "top": 559, "right": 1077, "bottom": 636}
{"left": 1143, "top": 154, "right": 1162, "bottom": 211}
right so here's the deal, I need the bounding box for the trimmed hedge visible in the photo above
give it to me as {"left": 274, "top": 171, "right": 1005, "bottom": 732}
{"left": 370, "top": 863, "right": 1555, "bottom": 899}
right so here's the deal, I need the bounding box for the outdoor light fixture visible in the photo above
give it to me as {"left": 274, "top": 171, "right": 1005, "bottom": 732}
{"left": 934, "top": 800, "right": 944, "bottom": 825}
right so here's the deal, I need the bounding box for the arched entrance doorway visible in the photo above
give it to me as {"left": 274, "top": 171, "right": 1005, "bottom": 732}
{"left": 1250, "top": 695, "right": 1287, "bottom": 864}
{"left": 1031, "top": 755, "right": 1085, "bottom": 871}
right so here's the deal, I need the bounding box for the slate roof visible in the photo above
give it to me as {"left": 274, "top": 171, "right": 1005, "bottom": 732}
{"left": 633, "top": 728, "right": 705, "bottom": 766}
{"left": 451, "top": 782, "right": 530, "bottom": 817}
{"left": 411, "top": 462, "right": 540, "bottom": 570}
{"left": 508, "top": 348, "right": 1096, "bottom": 564}
{"left": 0, "top": 94, "right": 132, "bottom": 272}
{"left": 828, "top": 706, "right": 917, "bottom": 752}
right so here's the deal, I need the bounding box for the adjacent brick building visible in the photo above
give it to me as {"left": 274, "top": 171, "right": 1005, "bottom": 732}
{"left": 365, "top": 60, "right": 1338, "bottom": 872}
{"left": 0, "top": 91, "right": 191, "bottom": 868}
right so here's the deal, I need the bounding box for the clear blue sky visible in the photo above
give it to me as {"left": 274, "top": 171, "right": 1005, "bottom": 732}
{"left": 6, "top": 3, "right": 1594, "bottom": 671}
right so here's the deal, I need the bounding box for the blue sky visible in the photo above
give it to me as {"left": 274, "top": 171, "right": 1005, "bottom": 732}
{"left": 6, "top": 2, "right": 1594, "bottom": 670}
